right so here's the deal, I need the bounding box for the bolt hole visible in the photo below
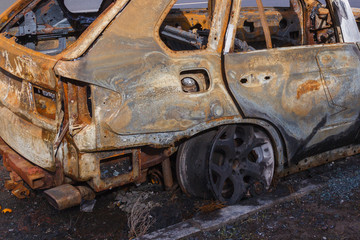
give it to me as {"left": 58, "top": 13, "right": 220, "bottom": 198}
{"left": 244, "top": 20, "right": 255, "bottom": 32}
{"left": 240, "top": 78, "right": 248, "bottom": 84}
{"left": 264, "top": 76, "right": 271, "bottom": 80}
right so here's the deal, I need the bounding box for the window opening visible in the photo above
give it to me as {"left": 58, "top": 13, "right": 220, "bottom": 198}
{"left": 2, "top": 0, "right": 115, "bottom": 55}
{"left": 234, "top": 0, "right": 336, "bottom": 52}
{"left": 160, "top": 0, "right": 212, "bottom": 51}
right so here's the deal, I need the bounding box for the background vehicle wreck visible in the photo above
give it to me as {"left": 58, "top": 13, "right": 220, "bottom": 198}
{"left": 0, "top": 0, "right": 360, "bottom": 209}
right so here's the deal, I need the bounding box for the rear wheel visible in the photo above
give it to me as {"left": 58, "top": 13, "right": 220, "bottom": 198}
{"left": 208, "top": 125, "right": 275, "bottom": 204}
{"left": 176, "top": 125, "right": 275, "bottom": 204}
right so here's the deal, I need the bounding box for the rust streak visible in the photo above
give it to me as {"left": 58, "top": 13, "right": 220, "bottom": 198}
{"left": 296, "top": 80, "right": 321, "bottom": 99}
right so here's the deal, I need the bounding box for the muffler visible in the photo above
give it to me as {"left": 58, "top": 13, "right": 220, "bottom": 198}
{"left": 44, "top": 184, "right": 95, "bottom": 210}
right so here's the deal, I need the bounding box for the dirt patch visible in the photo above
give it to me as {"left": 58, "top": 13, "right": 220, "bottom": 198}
{"left": 0, "top": 159, "right": 202, "bottom": 239}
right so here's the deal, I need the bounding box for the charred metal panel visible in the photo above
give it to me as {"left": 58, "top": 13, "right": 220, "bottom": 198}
{"left": 0, "top": 38, "right": 58, "bottom": 89}
{"left": 225, "top": 43, "right": 360, "bottom": 164}
{"left": 87, "top": 149, "right": 140, "bottom": 192}
{"left": 279, "top": 143, "right": 360, "bottom": 177}
{"left": 55, "top": 0, "right": 240, "bottom": 151}
{"left": 0, "top": 33, "right": 60, "bottom": 171}
{"left": 0, "top": 107, "right": 55, "bottom": 170}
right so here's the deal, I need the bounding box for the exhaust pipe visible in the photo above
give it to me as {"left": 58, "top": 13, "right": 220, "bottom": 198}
{"left": 44, "top": 184, "right": 95, "bottom": 210}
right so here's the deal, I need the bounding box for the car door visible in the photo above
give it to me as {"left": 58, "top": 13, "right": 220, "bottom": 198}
{"left": 223, "top": 0, "right": 360, "bottom": 164}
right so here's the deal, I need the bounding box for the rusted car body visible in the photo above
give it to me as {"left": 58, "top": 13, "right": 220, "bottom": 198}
{"left": 0, "top": 0, "right": 360, "bottom": 208}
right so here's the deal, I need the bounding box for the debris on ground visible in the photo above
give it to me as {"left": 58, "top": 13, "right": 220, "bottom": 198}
{"left": 0, "top": 204, "right": 13, "bottom": 214}
{"left": 80, "top": 199, "right": 97, "bottom": 213}
{"left": 5, "top": 180, "right": 30, "bottom": 199}
{"left": 195, "top": 201, "right": 226, "bottom": 213}
{"left": 2, "top": 208, "right": 12, "bottom": 214}
{"left": 127, "top": 196, "right": 157, "bottom": 238}
{"left": 112, "top": 186, "right": 164, "bottom": 238}
{"left": 114, "top": 189, "right": 161, "bottom": 214}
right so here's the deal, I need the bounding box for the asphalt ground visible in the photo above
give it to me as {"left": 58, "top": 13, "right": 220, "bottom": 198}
{"left": 141, "top": 155, "right": 360, "bottom": 240}
{"left": 183, "top": 156, "right": 360, "bottom": 240}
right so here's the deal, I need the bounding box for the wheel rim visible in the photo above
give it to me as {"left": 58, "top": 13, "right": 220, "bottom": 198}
{"left": 208, "top": 125, "right": 275, "bottom": 204}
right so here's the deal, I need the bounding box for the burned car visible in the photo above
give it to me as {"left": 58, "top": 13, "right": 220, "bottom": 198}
{"left": 0, "top": 0, "right": 360, "bottom": 209}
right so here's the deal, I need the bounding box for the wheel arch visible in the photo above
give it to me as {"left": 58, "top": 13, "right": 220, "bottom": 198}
{"left": 176, "top": 117, "right": 287, "bottom": 178}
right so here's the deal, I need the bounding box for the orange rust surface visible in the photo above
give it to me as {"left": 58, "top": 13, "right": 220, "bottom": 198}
{"left": 0, "top": 37, "right": 59, "bottom": 89}
{"left": 296, "top": 80, "right": 321, "bottom": 99}
{"left": 163, "top": 10, "right": 210, "bottom": 30}
{"left": 255, "top": 0, "right": 272, "bottom": 48}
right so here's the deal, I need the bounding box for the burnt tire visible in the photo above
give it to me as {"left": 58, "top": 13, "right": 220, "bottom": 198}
{"left": 176, "top": 130, "right": 217, "bottom": 199}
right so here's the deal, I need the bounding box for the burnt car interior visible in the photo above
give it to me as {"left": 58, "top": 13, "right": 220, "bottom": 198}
{"left": 1, "top": 0, "right": 114, "bottom": 55}
{"left": 239, "top": 0, "right": 336, "bottom": 51}
{"left": 160, "top": 0, "right": 213, "bottom": 51}
{"left": 160, "top": 0, "right": 337, "bottom": 52}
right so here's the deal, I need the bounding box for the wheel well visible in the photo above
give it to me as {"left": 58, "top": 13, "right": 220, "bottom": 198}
{"left": 175, "top": 120, "right": 287, "bottom": 178}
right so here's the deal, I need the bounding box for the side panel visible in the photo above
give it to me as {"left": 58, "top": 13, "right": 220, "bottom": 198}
{"left": 55, "top": 0, "right": 240, "bottom": 151}
{"left": 224, "top": 43, "right": 360, "bottom": 163}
